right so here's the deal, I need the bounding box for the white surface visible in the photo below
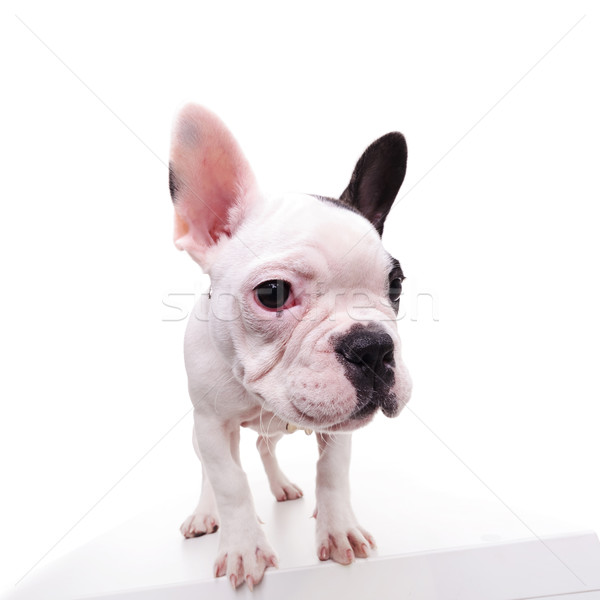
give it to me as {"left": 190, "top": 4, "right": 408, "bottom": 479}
{"left": 2, "top": 0, "right": 600, "bottom": 596}
{"left": 3, "top": 463, "right": 600, "bottom": 600}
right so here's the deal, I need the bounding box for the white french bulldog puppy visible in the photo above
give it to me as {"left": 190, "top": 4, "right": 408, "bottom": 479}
{"left": 169, "top": 104, "right": 412, "bottom": 590}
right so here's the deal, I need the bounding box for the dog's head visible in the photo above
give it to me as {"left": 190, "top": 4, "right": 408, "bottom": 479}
{"left": 169, "top": 104, "right": 412, "bottom": 432}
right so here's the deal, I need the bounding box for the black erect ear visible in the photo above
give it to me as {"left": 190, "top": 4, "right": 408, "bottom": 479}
{"left": 340, "top": 132, "right": 407, "bottom": 236}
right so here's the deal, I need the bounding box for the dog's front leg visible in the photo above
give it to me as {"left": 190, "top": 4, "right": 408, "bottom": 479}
{"left": 194, "top": 412, "right": 278, "bottom": 589}
{"left": 314, "top": 432, "right": 376, "bottom": 564}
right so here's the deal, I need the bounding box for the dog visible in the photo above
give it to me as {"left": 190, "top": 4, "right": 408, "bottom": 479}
{"left": 168, "top": 104, "right": 412, "bottom": 590}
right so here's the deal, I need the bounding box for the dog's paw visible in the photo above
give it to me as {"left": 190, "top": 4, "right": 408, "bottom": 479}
{"left": 315, "top": 513, "right": 376, "bottom": 564}
{"left": 214, "top": 534, "right": 278, "bottom": 589}
{"left": 180, "top": 512, "right": 219, "bottom": 539}
{"left": 270, "top": 476, "right": 303, "bottom": 502}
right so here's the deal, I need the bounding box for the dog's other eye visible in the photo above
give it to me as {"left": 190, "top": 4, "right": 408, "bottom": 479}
{"left": 254, "top": 280, "right": 292, "bottom": 310}
{"left": 389, "top": 277, "right": 403, "bottom": 304}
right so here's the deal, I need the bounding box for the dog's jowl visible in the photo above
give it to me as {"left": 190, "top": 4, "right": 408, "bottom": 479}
{"left": 169, "top": 104, "right": 412, "bottom": 590}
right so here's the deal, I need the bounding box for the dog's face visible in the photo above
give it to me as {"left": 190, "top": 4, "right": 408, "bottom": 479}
{"left": 206, "top": 193, "right": 411, "bottom": 432}
{"left": 170, "top": 105, "right": 412, "bottom": 432}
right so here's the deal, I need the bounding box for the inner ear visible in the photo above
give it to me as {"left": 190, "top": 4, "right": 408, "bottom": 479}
{"left": 340, "top": 132, "right": 407, "bottom": 235}
{"left": 168, "top": 104, "right": 258, "bottom": 265}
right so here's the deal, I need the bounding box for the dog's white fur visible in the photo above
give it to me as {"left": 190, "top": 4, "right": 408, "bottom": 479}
{"left": 169, "top": 105, "right": 411, "bottom": 590}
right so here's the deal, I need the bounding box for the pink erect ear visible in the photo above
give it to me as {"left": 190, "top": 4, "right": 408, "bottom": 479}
{"left": 168, "top": 104, "right": 258, "bottom": 265}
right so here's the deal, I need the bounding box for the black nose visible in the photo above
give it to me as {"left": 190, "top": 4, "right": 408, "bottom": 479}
{"left": 334, "top": 324, "right": 396, "bottom": 396}
{"left": 336, "top": 327, "right": 394, "bottom": 375}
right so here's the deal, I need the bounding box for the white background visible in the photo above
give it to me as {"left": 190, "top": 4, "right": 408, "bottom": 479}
{"left": 1, "top": 0, "right": 599, "bottom": 594}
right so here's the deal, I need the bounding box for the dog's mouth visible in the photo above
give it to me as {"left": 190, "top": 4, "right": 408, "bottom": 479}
{"left": 286, "top": 396, "right": 388, "bottom": 434}
{"left": 253, "top": 368, "right": 402, "bottom": 433}
{"left": 316, "top": 406, "right": 388, "bottom": 433}
{"left": 329, "top": 392, "right": 399, "bottom": 432}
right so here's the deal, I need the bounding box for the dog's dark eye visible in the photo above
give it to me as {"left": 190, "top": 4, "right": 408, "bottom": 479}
{"left": 389, "top": 277, "right": 403, "bottom": 303}
{"left": 254, "top": 280, "right": 291, "bottom": 310}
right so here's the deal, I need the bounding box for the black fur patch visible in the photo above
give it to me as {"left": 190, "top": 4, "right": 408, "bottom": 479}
{"left": 388, "top": 256, "right": 405, "bottom": 314}
{"left": 169, "top": 163, "right": 179, "bottom": 202}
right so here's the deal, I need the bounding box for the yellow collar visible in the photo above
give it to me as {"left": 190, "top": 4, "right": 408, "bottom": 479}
{"left": 286, "top": 423, "right": 313, "bottom": 435}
